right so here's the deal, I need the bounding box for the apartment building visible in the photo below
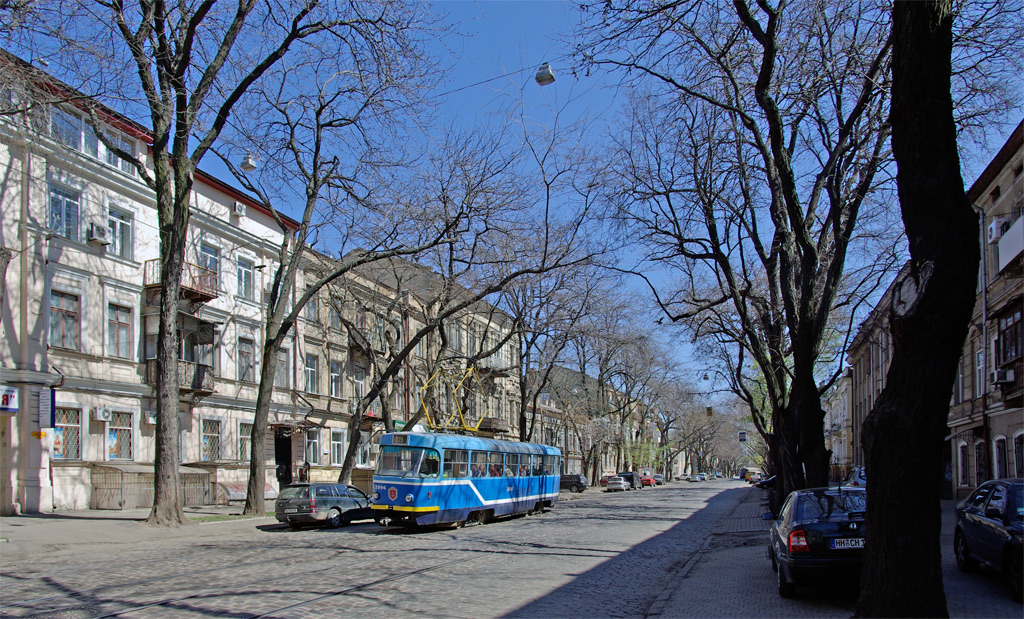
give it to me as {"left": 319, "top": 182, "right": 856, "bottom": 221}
{"left": 849, "top": 119, "right": 1023, "bottom": 499}
{"left": 821, "top": 369, "right": 853, "bottom": 481}
{"left": 947, "top": 119, "right": 1024, "bottom": 500}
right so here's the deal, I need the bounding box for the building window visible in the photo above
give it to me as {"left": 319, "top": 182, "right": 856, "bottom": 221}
{"left": 200, "top": 244, "right": 220, "bottom": 276}
{"left": 275, "top": 347, "right": 289, "bottom": 388}
{"left": 107, "top": 208, "right": 133, "bottom": 260}
{"left": 202, "top": 419, "right": 221, "bottom": 460}
{"left": 238, "top": 337, "right": 256, "bottom": 383}
{"left": 50, "top": 290, "right": 80, "bottom": 350}
{"left": 975, "top": 441, "right": 987, "bottom": 485}
{"left": 237, "top": 258, "right": 254, "bottom": 301}
{"left": 959, "top": 443, "right": 969, "bottom": 486}
{"left": 51, "top": 107, "right": 97, "bottom": 155}
{"left": 357, "top": 431, "right": 371, "bottom": 467}
{"left": 305, "top": 354, "right": 319, "bottom": 394}
{"left": 330, "top": 360, "right": 343, "bottom": 398}
{"left": 975, "top": 349, "right": 985, "bottom": 398}
{"left": 951, "top": 359, "right": 963, "bottom": 405}
{"left": 995, "top": 438, "right": 1008, "bottom": 479}
{"left": 53, "top": 408, "right": 81, "bottom": 460}
{"left": 305, "top": 429, "right": 320, "bottom": 465}
{"left": 304, "top": 286, "right": 319, "bottom": 322}
{"left": 331, "top": 430, "right": 346, "bottom": 465}
{"left": 353, "top": 365, "right": 366, "bottom": 402}
{"left": 49, "top": 184, "right": 80, "bottom": 242}
{"left": 107, "top": 304, "right": 131, "bottom": 359}
{"left": 1015, "top": 435, "right": 1023, "bottom": 477}
{"left": 239, "top": 422, "right": 253, "bottom": 461}
{"left": 107, "top": 411, "right": 133, "bottom": 460}
{"left": 330, "top": 306, "right": 342, "bottom": 330}
{"left": 996, "top": 307, "right": 1022, "bottom": 365}
{"left": 105, "top": 134, "right": 136, "bottom": 175}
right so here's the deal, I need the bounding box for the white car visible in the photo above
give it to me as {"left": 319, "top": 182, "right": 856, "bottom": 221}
{"left": 605, "top": 476, "right": 629, "bottom": 491}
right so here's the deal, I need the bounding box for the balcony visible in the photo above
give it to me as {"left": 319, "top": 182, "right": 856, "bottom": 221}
{"left": 144, "top": 259, "right": 219, "bottom": 304}
{"left": 146, "top": 359, "right": 215, "bottom": 397}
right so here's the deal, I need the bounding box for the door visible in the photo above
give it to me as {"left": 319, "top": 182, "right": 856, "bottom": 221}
{"left": 275, "top": 427, "right": 293, "bottom": 487}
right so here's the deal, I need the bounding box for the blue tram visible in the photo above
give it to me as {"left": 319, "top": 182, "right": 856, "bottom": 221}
{"left": 371, "top": 432, "right": 561, "bottom": 527}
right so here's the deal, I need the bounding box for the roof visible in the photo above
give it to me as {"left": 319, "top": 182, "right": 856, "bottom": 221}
{"left": 967, "top": 118, "right": 1024, "bottom": 202}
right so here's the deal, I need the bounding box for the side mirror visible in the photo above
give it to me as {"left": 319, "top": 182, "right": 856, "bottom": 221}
{"left": 761, "top": 512, "right": 774, "bottom": 521}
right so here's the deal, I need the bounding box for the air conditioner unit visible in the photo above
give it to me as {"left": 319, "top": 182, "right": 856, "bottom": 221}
{"left": 992, "top": 369, "right": 1015, "bottom": 385}
{"left": 144, "top": 410, "right": 157, "bottom": 425}
{"left": 87, "top": 223, "right": 112, "bottom": 246}
{"left": 987, "top": 218, "right": 1007, "bottom": 244}
{"left": 232, "top": 201, "right": 247, "bottom": 217}
{"left": 92, "top": 407, "right": 112, "bottom": 422}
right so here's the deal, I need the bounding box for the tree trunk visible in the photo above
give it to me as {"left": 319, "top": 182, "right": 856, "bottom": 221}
{"left": 243, "top": 335, "right": 281, "bottom": 517}
{"left": 147, "top": 167, "right": 191, "bottom": 526}
{"left": 855, "top": 2, "right": 975, "bottom": 616}
{"left": 791, "top": 367, "right": 831, "bottom": 488}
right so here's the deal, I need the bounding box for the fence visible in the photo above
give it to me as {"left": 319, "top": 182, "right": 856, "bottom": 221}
{"left": 91, "top": 464, "right": 211, "bottom": 510}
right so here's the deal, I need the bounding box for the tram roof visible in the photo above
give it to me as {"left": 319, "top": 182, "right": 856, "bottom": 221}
{"left": 381, "top": 432, "right": 560, "bottom": 455}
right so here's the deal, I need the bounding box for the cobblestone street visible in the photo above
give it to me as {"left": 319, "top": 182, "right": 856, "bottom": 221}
{"left": 1, "top": 481, "right": 1020, "bottom": 618}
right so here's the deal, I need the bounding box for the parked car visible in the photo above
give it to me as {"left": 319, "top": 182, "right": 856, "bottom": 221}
{"left": 605, "top": 476, "right": 629, "bottom": 492}
{"left": 953, "top": 478, "right": 1023, "bottom": 602}
{"left": 652, "top": 474, "right": 666, "bottom": 485}
{"left": 560, "top": 474, "right": 589, "bottom": 493}
{"left": 599, "top": 475, "right": 613, "bottom": 487}
{"left": 687, "top": 474, "right": 701, "bottom": 482}
{"left": 618, "top": 471, "right": 643, "bottom": 490}
{"left": 755, "top": 475, "right": 777, "bottom": 490}
{"left": 843, "top": 467, "right": 867, "bottom": 488}
{"left": 764, "top": 487, "right": 867, "bottom": 598}
{"left": 275, "top": 482, "right": 374, "bottom": 529}
{"left": 640, "top": 475, "right": 657, "bottom": 488}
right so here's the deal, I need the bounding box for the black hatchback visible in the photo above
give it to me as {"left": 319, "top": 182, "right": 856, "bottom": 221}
{"left": 953, "top": 478, "right": 1023, "bottom": 602}
{"left": 764, "top": 487, "right": 867, "bottom": 597}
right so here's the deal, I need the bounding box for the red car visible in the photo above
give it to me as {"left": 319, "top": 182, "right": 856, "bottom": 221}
{"left": 640, "top": 475, "right": 657, "bottom": 487}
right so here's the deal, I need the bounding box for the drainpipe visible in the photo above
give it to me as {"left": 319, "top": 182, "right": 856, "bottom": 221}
{"left": 971, "top": 204, "right": 990, "bottom": 481}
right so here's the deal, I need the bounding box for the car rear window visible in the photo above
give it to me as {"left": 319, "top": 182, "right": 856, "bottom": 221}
{"left": 1014, "top": 485, "right": 1023, "bottom": 520}
{"left": 797, "top": 491, "right": 867, "bottom": 521}
{"left": 279, "top": 486, "right": 310, "bottom": 499}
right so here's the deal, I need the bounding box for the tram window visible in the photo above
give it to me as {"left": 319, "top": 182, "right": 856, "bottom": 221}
{"left": 444, "top": 449, "right": 469, "bottom": 478}
{"left": 471, "top": 451, "right": 488, "bottom": 477}
{"left": 419, "top": 450, "right": 441, "bottom": 478}
{"left": 520, "top": 454, "right": 533, "bottom": 476}
{"left": 488, "top": 451, "right": 503, "bottom": 477}
{"left": 377, "top": 446, "right": 423, "bottom": 477}
{"left": 543, "top": 455, "right": 556, "bottom": 475}
{"left": 505, "top": 453, "right": 520, "bottom": 476}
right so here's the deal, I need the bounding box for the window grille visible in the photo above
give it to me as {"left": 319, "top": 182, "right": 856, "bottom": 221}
{"left": 107, "top": 411, "right": 133, "bottom": 460}
{"left": 53, "top": 407, "right": 81, "bottom": 459}
{"left": 975, "top": 442, "right": 987, "bottom": 486}
{"left": 202, "top": 419, "right": 221, "bottom": 460}
{"left": 108, "top": 304, "right": 131, "bottom": 359}
{"left": 239, "top": 422, "right": 252, "bottom": 461}
{"left": 50, "top": 290, "right": 80, "bottom": 349}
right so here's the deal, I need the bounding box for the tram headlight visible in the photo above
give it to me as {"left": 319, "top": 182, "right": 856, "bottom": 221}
{"left": 405, "top": 494, "right": 414, "bottom": 503}
{"left": 372, "top": 492, "right": 380, "bottom": 500}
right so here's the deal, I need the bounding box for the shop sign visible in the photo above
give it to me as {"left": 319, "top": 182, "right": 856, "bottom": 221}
{"left": 0, "top": 385, "right": 18, "bottom": 413}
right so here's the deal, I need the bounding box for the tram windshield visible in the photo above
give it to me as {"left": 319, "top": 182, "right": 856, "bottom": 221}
{"left": 376, "top": 446, "right": 441, "bottom": 478}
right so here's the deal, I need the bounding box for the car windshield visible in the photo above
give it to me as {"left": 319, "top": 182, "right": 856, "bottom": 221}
{"left": 1015, "top": 485, "right": 1023, "bottom": 520}
{"left": 279, "top": 485, "right": 309, "bottom": 500}
{"left": 797, "top": 491, "right": 867, "bottom": 521}
{"left": 376, "top": 446, "right": 425, "bottom": 477}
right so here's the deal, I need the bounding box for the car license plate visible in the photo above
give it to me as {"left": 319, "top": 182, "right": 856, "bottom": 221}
{"left": 285, "top": 508, "right": 298, "bottom": 513}
{"left": 831, "top": 538, "right": 864, "bottom": 549}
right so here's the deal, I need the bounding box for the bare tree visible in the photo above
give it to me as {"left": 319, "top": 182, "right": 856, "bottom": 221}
{"left": 856, "top": 1, "right": 980, "bottom": 615}
{"left": 13, "top": 0, "right": 444, "bottom": 525}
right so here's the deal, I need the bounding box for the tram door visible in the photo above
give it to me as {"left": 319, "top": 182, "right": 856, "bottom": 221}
{"left": 275, "top": 427, "right": 293, "bottom": 487}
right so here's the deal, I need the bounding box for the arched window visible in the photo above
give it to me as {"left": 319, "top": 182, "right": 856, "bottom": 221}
{"left": 994, "top": 437, "right": 1007, "bottom": 479}
{"left": 958, "top": 442, "right": 969, "bottom": 486}
{"left": 975, "top": 441, "right": 987, "bottom": 485}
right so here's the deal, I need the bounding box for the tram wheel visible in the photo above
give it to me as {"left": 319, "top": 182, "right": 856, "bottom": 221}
{"left": 478, "top": 509, "right": 494, "bottom": 524}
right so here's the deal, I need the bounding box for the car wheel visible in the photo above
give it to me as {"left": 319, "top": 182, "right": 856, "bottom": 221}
{"left": 769, "top": 548, "right": 778, "bottom": 573}
{"left": 1004, "top": 547, "right": 1023, "bottom": 602}
{"left": 778, "top": 565, "right": 796, "bottom": 598}
{"left": 955, "top": 530, "right": 979, "bottom": 573}
{"left": 326, "top": 508, "right": 342, "bottom": 529}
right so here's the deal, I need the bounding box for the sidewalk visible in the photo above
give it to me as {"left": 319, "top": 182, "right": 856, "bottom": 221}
{"left": 0, "top": 504, "right": 276, "bottom": 561}
{"left": 649, "top": 487, "right": 1021, "bottom": 619}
